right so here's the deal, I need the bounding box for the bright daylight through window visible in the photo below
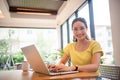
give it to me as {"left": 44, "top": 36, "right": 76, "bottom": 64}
{"left": 93, "top": 0, "right": 113, "bottom": 64}
{"left": 0, "top": 28, "right": 59, "bottom": 70}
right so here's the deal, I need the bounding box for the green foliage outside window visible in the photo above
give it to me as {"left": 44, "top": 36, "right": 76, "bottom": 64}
{"left": 13, "top": 51, "right": 24, "bottom": 63}
{"left": 0, "top": 36, "right": 24, "bottom": 70}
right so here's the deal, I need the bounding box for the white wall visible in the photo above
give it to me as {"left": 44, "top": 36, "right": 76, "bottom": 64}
{"left": 109, "top": 0, "right": 120, "bottom": 65}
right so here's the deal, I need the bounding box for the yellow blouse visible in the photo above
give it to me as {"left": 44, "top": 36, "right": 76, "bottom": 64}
{"left": 63, "top": 40, "right": 103, "bottom": 66}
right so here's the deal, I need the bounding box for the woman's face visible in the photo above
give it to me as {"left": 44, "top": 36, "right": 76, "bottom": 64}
{"left": 72, "top": 21, "right": 87, "bottom": 41}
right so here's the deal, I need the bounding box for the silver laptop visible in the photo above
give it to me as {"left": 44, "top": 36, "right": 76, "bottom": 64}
{"left": 21, "top": 44, "right": 78, "bottom": 75}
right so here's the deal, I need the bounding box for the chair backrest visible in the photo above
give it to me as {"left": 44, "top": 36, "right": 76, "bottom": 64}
{"left": 99, "top": 64, "right": 120, "bottom": 80}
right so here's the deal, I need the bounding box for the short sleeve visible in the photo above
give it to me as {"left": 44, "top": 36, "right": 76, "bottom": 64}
{"left": 91, "top": 41, "right": 103, "bottom": 56}
{"left": 63, "top": 43, "right": 72, "bottom": 56}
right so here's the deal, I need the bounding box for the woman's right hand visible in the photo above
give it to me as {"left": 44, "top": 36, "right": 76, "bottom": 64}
{"left": 48, "top": 64, "right": 56, "bottom": 71}
{"left": 48, "top": 63, "right": 70, "bottom": 72}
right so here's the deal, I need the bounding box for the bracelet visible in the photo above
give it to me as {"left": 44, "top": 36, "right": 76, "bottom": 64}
{"left": 74, "top": 65, "right": 78, "bottom": 71}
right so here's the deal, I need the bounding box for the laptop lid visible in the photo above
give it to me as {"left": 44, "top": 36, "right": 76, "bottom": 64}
{"left": 21, "top": 44, "right": 50, "bottom": 75}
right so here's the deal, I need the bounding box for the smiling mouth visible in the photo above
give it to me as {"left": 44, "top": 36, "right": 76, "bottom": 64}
{"left": 76, "top": 34, "right": 83, "bottom": 37}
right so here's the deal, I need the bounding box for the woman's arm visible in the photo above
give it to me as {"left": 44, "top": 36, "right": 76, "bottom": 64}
{"left": 48, "top": 54, "right": 70, "bottom": 72}
{"left": 77, "top": 52, "right": 101, "bottom": 72}
{"left": 58, "top": 54, "right": 70, "bottom": 65}
{"left": 49, "top": 52, "right": 101, "bottom": 72}
{"left": 50, "top": 54, "right": 72, "bottom": 72}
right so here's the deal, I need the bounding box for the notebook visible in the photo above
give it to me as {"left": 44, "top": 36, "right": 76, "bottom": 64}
{"left": 21, "top": 44, "right": 78, "bottom": 75}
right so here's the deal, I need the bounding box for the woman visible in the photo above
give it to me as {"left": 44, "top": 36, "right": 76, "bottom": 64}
{"left": 48, "top": 17, "right": 103, "bottom": 72}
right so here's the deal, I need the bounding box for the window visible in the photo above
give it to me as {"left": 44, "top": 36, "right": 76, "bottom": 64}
{"left": 93, "top": 0, "right": 114, "bottom": 64}
{"left": 62, "top": 22, "right": 68, "bottom": 48}
{"left": 0, "top": 28, "right": 59, "bottom": 65}
{"left": 68, "top": 14, "right": 76, "bottom": 43}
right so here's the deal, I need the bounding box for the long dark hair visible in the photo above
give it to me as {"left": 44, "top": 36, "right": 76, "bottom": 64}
{"left": 72, "top": 17, "right": 89, "bottom": 42}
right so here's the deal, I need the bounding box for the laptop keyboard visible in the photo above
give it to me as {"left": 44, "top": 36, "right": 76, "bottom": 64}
{"left": 49, "top": 69, "right": 69, "bottom": 73}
